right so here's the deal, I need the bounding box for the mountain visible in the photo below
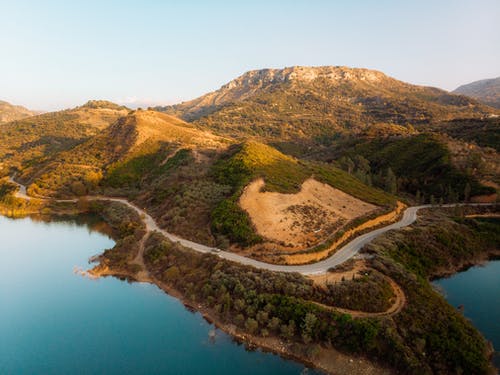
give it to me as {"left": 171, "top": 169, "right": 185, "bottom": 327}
{"left": 0, "top": 100, "right": 129, "bottom": 175}
{"left": 157, "top": 66, "right": 497, "bottom": 142}
{"left": 453, "top": 77, "right": 500, "bottom": 109}
{"left": 0, "top": 100, "right": 38, "bottom": 123}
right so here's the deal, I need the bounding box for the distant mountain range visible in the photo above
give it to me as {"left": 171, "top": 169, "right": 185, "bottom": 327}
{"left": 157, "top": 66, "right": 496, "bottom": 142}
{"left": 0, "top": 100, "right": 39, "bottom": 123}
{"left": 453, "top": 77, "right": 500, "bottom": 109}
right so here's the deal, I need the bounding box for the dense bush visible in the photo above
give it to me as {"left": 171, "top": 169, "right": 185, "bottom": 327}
{"left": 334, "top": 134, "right": 495, "bottom": 202}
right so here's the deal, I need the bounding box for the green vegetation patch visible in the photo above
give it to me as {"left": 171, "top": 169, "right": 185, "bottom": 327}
{"left": 337, "top": 134, "right": 494, "bottom": 202}
{"left": 433, "top": 118, "right": 500, "bottom": 151}
{"left": 376, "top": 214, "right": 500, "bottom": 278}
{"left": 105, "top": 145, "right": 192, "bottom": 188}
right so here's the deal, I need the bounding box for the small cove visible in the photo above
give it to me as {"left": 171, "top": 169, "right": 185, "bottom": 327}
{"left": 0, "top": 215, "right": 319, "bottom": 374}
{"left": 433, "top": 260, "right": 500, "bottom": 369}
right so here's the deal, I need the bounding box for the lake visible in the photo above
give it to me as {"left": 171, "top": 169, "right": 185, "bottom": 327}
{"left": 0, "top": 215, "right": 318, "bottom": 374}
{"left": 433, "top": 260, "right": 500, "bottom": 369}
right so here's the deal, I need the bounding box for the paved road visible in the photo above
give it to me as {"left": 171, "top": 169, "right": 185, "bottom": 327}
{"left": 7, "top": 176, "right": 496, "bottom": 275}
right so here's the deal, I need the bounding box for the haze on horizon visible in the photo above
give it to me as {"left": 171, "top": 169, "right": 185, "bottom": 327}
{"left": 1, "top": 0, "right": 499, "bottom": 111}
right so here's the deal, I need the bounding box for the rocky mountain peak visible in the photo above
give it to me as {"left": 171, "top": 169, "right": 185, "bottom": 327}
{"left": 222, "top": 66, "right": 386, "bottom": 91}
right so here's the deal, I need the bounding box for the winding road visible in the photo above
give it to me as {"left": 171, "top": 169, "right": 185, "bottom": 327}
{"left": 7, "top": 176, "right": 496, "bottom": 275}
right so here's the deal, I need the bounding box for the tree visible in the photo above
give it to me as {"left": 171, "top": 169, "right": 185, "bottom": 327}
{"left": 245, "top": 318, "right": 258, "bottom": 334}
{"left": 354, "top": 155, "right": 370, "bottom": 173}
{"left": 256, "top": 310, "right": 269, "bottom": 326}
{"left": 235, "top": 314, "right": 245, "bottom": 327}
{"left": 301, "top": 313, "right": 318, "bottom": 344}
{"left": 340, "top": 156, "right": 355, "bottom": 174}
{"left": 415, "top": 190, "right": 422, "bottom": 204}
{"left": 464, "top": 183, "right": 471, "bottom": 202}
{"left": 385, "top": 168, "right": 397, "bottom": 194}
{"left": 234, "top": 298, "right": 246, "bottom": 312}
{"left": 280, "top": 320, "right": 296, "bottom": 341}
{"left": 71, "top": 181, "right": 87, "bottom": 196}
{"left": 268, "top": 317, "right": 281, "bottom": 332}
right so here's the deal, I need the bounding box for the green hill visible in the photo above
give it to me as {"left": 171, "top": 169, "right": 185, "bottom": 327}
{"left": 429, "top": 117, "right": 500, "bottom": 152}
{"left": 327, "top": 134, "right": 495, "bottom": 202}
{"left": 211, "top": 141, "right": 396, "bottom": 246}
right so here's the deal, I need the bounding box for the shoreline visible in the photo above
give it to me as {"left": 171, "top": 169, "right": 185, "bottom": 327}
{"left": 90, "top": 226, "right": 500, "bottom": 375}
{"left": 4, "top": 207, "right": 495, "bottom": 374}
{"left": 2, "top": 188, "right": 498, "bottom": 374}
{"left": 428, "top": 250, "right": 500, "bottom": 281}
{"left": 94, "top": 247, "right": 500, "bottom": 374}
{"left": 91, "top": 264, "right": 394, "bottom": 375}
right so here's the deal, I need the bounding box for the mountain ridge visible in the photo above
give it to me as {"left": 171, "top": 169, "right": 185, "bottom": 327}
{"left": 453, "top": 77, "right": 500, "bottom": 109}
{"left": 0, "top": 100, "right": 38, "bottom": 123}
{"left": 157, "top": 66, "right": 497, "bottom": 142}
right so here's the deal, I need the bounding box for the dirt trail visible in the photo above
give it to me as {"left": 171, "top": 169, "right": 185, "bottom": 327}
{"left": 130, "top": 234, "right": 152, "bottom": 281}
{"left": 310, "top": 268, "right": 406, "bottom": 318}
{"left": 342, "top": 278, "right": 406, "bottom": 318}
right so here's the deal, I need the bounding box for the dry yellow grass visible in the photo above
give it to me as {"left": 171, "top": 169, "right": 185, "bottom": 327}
{"left": 281, "top": 201, "right": 405, "bottom": 264}
{"left": 131, "top": 110, "right": 227, "bottom": 149}
{"left": 74, "top": 107, "right": 129, "bottom": 130}
{"left": 239, "top": 178, "right": 377, "bottom": 249}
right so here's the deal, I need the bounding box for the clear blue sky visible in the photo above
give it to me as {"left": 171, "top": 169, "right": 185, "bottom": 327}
{"left": 1, "top": 0, "right": 499, "bottom": 110}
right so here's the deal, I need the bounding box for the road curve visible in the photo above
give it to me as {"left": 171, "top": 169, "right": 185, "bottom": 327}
{"left": 7, "top": 176, "right": 496, "bottom": 275}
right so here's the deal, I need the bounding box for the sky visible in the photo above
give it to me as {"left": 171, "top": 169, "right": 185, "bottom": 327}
{"left": 0, "top": 0, "right": 499, "bottom": 111}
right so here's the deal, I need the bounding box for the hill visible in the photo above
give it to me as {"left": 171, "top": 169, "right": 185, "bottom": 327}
{"left": 158, "top": 66, "right": 497, "bottom": 142}
{"left": 209, "top": 141, "right": 396, "bottom": 250}
{"left": 310, "top": 133, "right": 496, "bottom": 202}
{"left": 429, "top": 117, "right": 500, "bottom": 152}
{"left": 453, "top": 77, "right": 500, "bottom": 109}
{"left": 0, "top": 100, "right": 129, "bottom": 177}
{"left": 24, "top": 109, "right": 228, "bottom": 196}
{"left": 0, "top": 100, "right": 38, "bottom": 123}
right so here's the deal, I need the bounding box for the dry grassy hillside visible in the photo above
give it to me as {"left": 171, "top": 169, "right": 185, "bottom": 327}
{"left": 240, "top": 178, "right": 377, "bottom": 249}
{"left": 0, "top": 100, "right": 129, "bottom": 175}
{"left": 0, "top": 100, "right": 37, "bottom": 123}
{"left": 22, "top": 109, "right": 228, "bottom": 197}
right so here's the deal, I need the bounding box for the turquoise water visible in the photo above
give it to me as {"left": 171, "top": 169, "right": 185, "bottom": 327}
{"left": 434, "top": 260, "right": 500, "bottom": 368}
{"left": 0, "top": 215, "right": 318, "bottom": 375}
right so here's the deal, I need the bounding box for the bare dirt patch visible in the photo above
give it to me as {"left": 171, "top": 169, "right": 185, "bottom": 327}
{"left": 239, "top": 178, "right": 377, "bottom": 249}
{"left": 310, "top": 259, "right": 369, "bottom": 286}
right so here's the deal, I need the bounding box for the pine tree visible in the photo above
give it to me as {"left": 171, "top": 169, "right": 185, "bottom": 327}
{"left": 385, "top": 167, "right": 397, "bottom": 194}
{"left": 464, "top": 182, "right": 471, "bottom": 202}
{"left": 430, "top": 195, "right": 436, "bottom": 205}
